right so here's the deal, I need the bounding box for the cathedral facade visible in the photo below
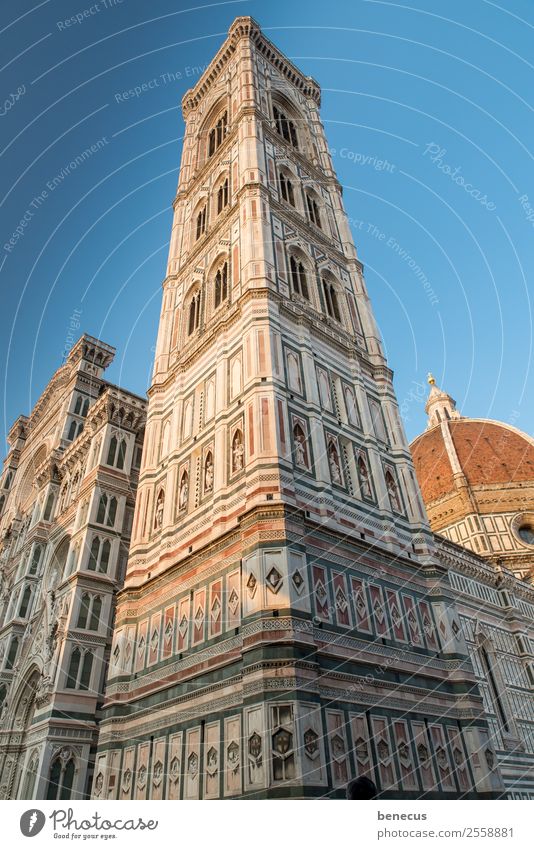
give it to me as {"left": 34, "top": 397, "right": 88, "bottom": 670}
{"left": 92, "top": 18, "right": 507, "bottom": 800}
{"left": 0, "top": 336, "right": 146, "bottom": 799}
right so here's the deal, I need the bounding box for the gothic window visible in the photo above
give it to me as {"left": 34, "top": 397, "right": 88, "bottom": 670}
{"left": 322, "top": 277, "right": 341, "bottom": 321}
{"left": 178, "top": 470, "right": 189, "bottom": 511}
{"left": 204, "top": 451, "right": 214, "bottom": 493}
{"left": 18, "top": 586, "right": 32, "bottom": 619}
{"left": 273, "top": 105, "right": 298, "bottom": 149}
{"left": 0, "top": 495, "right": 4, "bottom": 515}
{"left": 28, "top": 544, "right": 43, "bottom": 575}
{"left": 231, "top": 429, "right": 245, "bottom": 473}
{"left": 67, "top": 420, "right": 77, "bottom": 441}
{"left": 195, "top": 205, "right": 207, "bottom": 240}
{"left": 43, "top": 491, "right": 55, "bottom": 521}
{"left": 306, "top": 192, "right": 321, "bottom": 228}
{"left": 480, "top": 645, "right": 510, "bottom": 733}
{"left": 357, "top": 455, "right": 373, "bottom": 499}
{"left": 77, "top": 594, "right": 102, "bottom": 631}
{"left": 5, "top": 636, "right": 19, "bottom": 670}
{"left": 87, "top": 537, "right": 111, "bottom": 573}
{"left": 154, "top": 489, "right": 165, "bottom": 530}
{"left": 187, "top": 292, "right": 201, "bottom": 336}
{"left": 46, "top": 752, "right": 75, "bottom": 801}
{"left": 106, "top": 435, "right": 127, "bottom": 469}
{"left": 22, "top": 752, "right": 39, "bottom": 799}
{"left": 96, "top": 494, "right": 117, "bottom": 527}
{"left": 385, "top": 469, "right": 402, "bottom": 513}
{"left": 289, "top": 256, "right": 309, "bottom": 300}
{"left": 66, "top": 647, "right": 93, "bottom": 690}
{"left": 217, "top": 177, "right": 229, "bottom": 214}
{"left": 77, "top": 594, "right": 91, "bottom": 629}
{"left": 4, "top": 470, "right": 13, "bottom": 489}
{"left": 208, "top": 111, "right": 228, "bottom": 157}
{"left": 279, "top": 171, "right": 295, "bottom": 206}
{"left": 74, "top": 395, "right": 90, "bottom": 416}
{"left": 293, "top": 422, "right": 309, "bottom": 469}
{"left": 214, "top": 262, "right": 228, "bottom": 309}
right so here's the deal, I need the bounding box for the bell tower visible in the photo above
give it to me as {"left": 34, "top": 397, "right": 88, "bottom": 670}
{"left": 94, "top": 17, "right": 501, "bottom": 800}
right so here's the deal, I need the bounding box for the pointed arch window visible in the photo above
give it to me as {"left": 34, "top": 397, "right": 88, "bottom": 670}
{"left": 273, "top": 105, "right": 298, "bottom": 149}
{"left": 217, "top": 177, "right": 229, "bottom": 214}
{"left": 208, "top": 111, "right": 228, "bottom": 157}
{"left": 188, "top": 292, "right": 201, "bottom": 336}
{"left": 306, "top": 193, "right": 321, "bottom": 228}
{"left": 5, "top": 636, "right": 19, "bottom": 669}
{"left": 289, "top": 256, "right": 309, "bottom": 300}
{"left": 322, "top": 277, "right": 341, "bottom": 321}
{"left": 66, "top": 647, "right": 93, "bottom": 690}
{"left": 96, "top": 493, "right": 117, "bottom": 527}
{"left": 87, "top": 536, "right": 111, "bottom": 573}
{"left": 357, "top": 455, "right": 373, "bottom": 499}
{"left": 46, "top": 753, "right": 75, "bottom": 801}
{"left": 279, "top": 171, "right": 295, "bottom": 206}
{"left": 0, "top": 495, "right": 4, "bottom": 515}
{"left": 18, "top": 586, "right": 32, "bottom": 619}
{"left": 29, "top": 544, "right": 43, "bottom": 575}
{"left": 4, "top": 470, "right": 13, "bottom": 489}
{"left": 77, "top": 594, "right": 91, "bottom": 629}
{"left": 106, "top": 434, "right": 127, "bottom": 469}
{"left": 214, "top": 262, "right": 229, "bottom": 309}
{"left": 43, "top": 491, "right": 55, "bottom": 521}
{"left": 195, "top": 205, "right": 207, "bottom": 240}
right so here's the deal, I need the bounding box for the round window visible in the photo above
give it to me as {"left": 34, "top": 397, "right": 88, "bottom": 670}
{"left": 518, "top": 525, "right": 534, "bottom": 546}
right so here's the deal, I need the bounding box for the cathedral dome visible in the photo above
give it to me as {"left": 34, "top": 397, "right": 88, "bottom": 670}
{"left": 410, "top": 375, "right": 534, "bottom": 572}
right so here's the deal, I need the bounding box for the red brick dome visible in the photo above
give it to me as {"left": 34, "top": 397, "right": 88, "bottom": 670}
{"left": 411, "top": 419, "right": 534, "bottom": 506}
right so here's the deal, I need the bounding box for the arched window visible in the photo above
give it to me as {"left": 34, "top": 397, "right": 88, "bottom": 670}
{"left": 208, "top": 111, "right": 228, "bottom": 157}
{"left": 214, "top": 262, "right": 228, "bottom": 309}
{"left": 279, "top": 171, "right": 295, "bottom": 206}
{"left": 67, "top": 420, "right": 77, "bottom": 441}
{"left": 154, "top": 490, "right": 165, "bottom": 530}
{"left": 107, "top": 434, "right": 127, "bottom": 469}
{"left": 0, "top": 495, "right": 4, "bottom": 515}
{"left": 322, "top": 277, "right": 341, "bottom": 321}
{"left": 217, "top": 177, "right": 229, "bottom": 214}
{"left": 89, "top": 596, "right": 102, "bottom": 631}
{"left": 187, "top": 292, "right": 201, "bottom": 336}
{"left": 87, "top": 537, "right": 111, "bottom": 573}
{"left": 18, "top": 586, "right": 32, "bottom": 619}
{"left": 293, "top": 422, "right": 309, "bottom": 469}
{"left": 46, "top": 753, "right": 75, "bottom": 801}
{"left": 385, "top": 470, "right": 402, "bottom": 513}
{"left": 66, "top": 647, "right": 81, "bottom": 688}
{"left": 43, "top": 491, "right": 55, "bottom": 521}
{"left": 66, "top": 647, "right": 93, "bottom": 690}
{"left": 22, "top": 752, "right": 39, "bottom": 800}
{"left": 273, "top": 104, "right": 298, "bottom": 149}
{"left": 96, "top": 493, "right": 117, "bottom": 527}
{"left": 4, "top": 470, "right": 13, "bottom": 489}
{"left": 195, "top": 205, "right": 207, "bottom": 240}
{"left": 77, "top": 594, "right": 91, "bottom": 629}
{"left": 28, "top": 545, "right": 42, "bottom": 575}
{"left": 81, "top": 398, "right": 90, "bottom": 417}
{"left": 289, "top": 256, "right": 309, "bottom": 300}
{"left": 5, "top": 636, "right": 19, "bottom": 669}
{"left": 74, "top": 395, "right": 83, "bottom": 415}
{"left": 306, "top": 192, "right": 321, "bottom": 228}
{"left": 80, "top": 651, "right": 93, "bottom": 690}
{"left": 357, "top": 455, "right": 372, "bottom": 499}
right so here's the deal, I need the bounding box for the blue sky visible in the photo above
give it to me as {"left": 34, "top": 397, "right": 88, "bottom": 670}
{"left": 1, "top": 0, "right": 533, "bottom": 449}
